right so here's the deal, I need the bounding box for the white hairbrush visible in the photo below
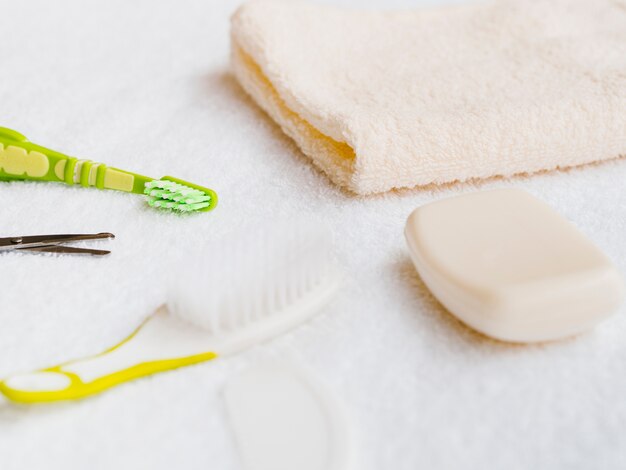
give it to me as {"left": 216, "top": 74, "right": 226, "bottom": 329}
{"left": 0, "top": 221, "right": 342, "bottom": 403}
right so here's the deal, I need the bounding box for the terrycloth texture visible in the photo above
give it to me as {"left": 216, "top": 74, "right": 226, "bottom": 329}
{"left": 231, "top": 0, "right": 626, "bottom": 194}
{"left": 1, "top": 1, "right": 626, "bottom": 470}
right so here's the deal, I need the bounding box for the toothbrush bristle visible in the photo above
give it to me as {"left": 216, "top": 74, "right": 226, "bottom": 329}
{"left": 144, "top": 180, "right": 212, "bottom": 212}
{"left": 166, "top": 221, "right": 341, "bottom": 335}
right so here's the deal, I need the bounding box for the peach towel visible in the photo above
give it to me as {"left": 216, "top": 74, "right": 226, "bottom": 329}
{"left": 231, "top": 0, "right": 626, "bottom": 195}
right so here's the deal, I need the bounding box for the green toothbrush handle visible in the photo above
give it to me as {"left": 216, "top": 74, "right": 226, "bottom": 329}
{"left": 0, "top": 127, "right": 152, "bottom": 194}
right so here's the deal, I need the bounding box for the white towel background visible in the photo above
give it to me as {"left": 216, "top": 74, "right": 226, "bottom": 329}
{"left": 0, "top": 1, "right": 625, "bottom": 469}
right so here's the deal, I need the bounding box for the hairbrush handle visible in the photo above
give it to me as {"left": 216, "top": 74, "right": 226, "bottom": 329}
{"left": 0, "top": 309, "right": 218, "bottom": 404}
{"left": 0, "top": 354, "right": 216, "bottom": 404}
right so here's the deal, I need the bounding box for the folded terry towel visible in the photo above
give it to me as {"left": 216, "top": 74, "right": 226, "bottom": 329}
{"left": 230, "top": 0, "right": 626, "bottom": 195}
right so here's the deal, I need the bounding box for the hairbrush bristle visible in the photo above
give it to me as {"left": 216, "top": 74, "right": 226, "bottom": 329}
{"left": 166, "top": 221, "right": 341, "bottom": 337}
{"left": 144, "top": 180, "right": 212, "bottom": 212}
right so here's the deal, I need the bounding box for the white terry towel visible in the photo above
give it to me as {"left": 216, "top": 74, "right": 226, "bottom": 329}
{"left": 230, "top": 0, "right": 626, "bottom": 195}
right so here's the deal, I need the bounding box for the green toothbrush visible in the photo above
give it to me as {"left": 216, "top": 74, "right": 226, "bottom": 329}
{"left": 0, "top": 127, "right": 217, "bottom": 212}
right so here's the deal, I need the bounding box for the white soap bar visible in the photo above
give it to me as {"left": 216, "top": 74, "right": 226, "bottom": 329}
{"left": 404, "top": 189, "right": 624, "bottom": 342}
